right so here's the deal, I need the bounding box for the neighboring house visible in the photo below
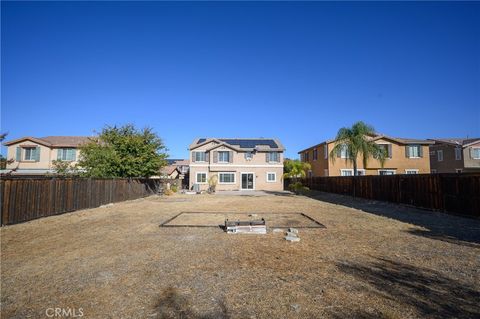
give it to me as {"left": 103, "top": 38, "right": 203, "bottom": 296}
{"left": 298, "top": 134, "right": 433, "bottom": 176}
{"left": 157, "top": 165, "right": 182, "bottom": 179}
{"left": 2, "top": 136, "right": 90, "bottom": 175}
{"left": 189, "top": 138, "right": 285, "bottom": 191}
{"left": 166, "top": 159, "right": 190, "bottom": 175}
{"left": 428, "top": 138, "right": 480, "bottom": 173}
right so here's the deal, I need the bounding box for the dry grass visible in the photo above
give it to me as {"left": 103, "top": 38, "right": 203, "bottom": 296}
{"left": 1, "top": 192, "right": 479, "bottom": 319}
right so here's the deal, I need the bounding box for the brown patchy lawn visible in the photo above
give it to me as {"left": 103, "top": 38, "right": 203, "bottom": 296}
{"left": 1, "top": 192, "right": 479, "bottom": 319}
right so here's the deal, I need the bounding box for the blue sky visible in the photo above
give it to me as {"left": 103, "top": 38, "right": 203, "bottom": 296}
{"left": 2, "top": 1, "right": 479, "bottom": 159}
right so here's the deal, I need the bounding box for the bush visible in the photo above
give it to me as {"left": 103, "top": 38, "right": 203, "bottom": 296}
{"left": 164, "top": 189, "right": 174, "bottom": 196}
{"left": 171, "top": 184, "right": 178, "bottom": 193}
{"left": 289, "top": 182, "right": 310, "bottom": 195}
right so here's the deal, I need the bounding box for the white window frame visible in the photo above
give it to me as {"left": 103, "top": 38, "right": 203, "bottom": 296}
{"left": 23, "top": 147, "right": 36, "bottom": 161}
{"left": 340, "top": 169, "right": 353, "bottom": 176}
{"left": 437, "top": 150, "right": 443, "bottom": 162}
{"left": 218, "top": 172, "right": 236, "bottom": 184}
{"left": 266, "top": 172, "right": 277, "bottom": 183}
{"left": 240, "top": 172, "right": 255, "bottom": 190}
{"left": 267, "top": 152, "right": 280, "bottom": 163}
{"left": 408, "top": 145, "right": 421, "bottom": 159}
{"left": 472, "top": 148, "right": 480, "bottom": 159}
{"left": 340, "top": 145, "right": 349, "bottom": 159}
{"left": 378, "top": 169, "right": 396, "bottom": 175}
{"left": 195, "top": 172, "right": 208, "bottom": 184}
{"left": 455, "top": 148, "right": 462, "bottom": 160}
{"left": 218, "top": 151, "right": 230, "bottom": 163}
{"left": 58, "top": 148, "right": 76, "bottom": 161}
{"left": 405, "top": 169, "right": 419, "bottom": 174}
{"left": 194, "top": 152, "right": 207, "bottom": 162}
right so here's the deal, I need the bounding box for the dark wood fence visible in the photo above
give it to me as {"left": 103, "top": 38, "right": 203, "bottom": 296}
{"left": 285, "top": 173, "right": 480, "bottom": 218}
{"left": 0, "top": 177, "right": 178, "bottom": 225}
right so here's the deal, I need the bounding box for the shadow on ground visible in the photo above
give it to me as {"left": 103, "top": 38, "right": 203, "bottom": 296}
{"left": 336, "top": 257, "right": 480, "bottom": 319}
{"left": 153, "top": 287, "right": 229, "bottom": 319}
{"left": 306, "top": 191, "right": 480, "bottom": 247}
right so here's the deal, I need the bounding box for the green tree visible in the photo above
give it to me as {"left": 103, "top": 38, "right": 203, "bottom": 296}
{"left": 51, "top": 160, "right": 78, "bottom": 176}
{"left": 329, "top": 121, "right": 387, "bottom": 176}
{"left": 79, "top": 124, "right": 167, "bottom": 178}
{"left": 283, "top": 159, "right": 311, "bottom": 181}
{"left": 0, "top": 133, "right": 13, "bottom": 170}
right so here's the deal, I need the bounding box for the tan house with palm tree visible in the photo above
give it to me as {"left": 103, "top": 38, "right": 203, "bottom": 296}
{"left": 299, "top": 134, "right": 433, "bottom": 176}
{"left": 189, "top": 138, "right": 285, "bottom": 191}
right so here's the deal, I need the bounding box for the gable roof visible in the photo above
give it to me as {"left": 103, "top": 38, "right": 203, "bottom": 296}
{"left": 4, "top": 136, "right": 91, "bottom": 147}
{"left": 429, "top": 138, "right": 480, "bottom": 147}
{"left": 298, "top": 134, "right": 433, "bottom": 154}
{"left": 189, "top": 138, "right": 285, "bottom": 151}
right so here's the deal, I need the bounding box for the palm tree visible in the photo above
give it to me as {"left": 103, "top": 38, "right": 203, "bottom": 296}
{"left": 329, "top": 121, "right": 387, "bottom": 176}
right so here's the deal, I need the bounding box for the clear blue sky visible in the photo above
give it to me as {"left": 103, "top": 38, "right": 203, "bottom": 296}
{"left": 2, "top": 1, "right": 479, "bottom": 159}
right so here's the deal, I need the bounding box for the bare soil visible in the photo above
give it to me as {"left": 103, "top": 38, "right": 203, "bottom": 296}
{"left": 1, "top": 191, "right": 479, "bottom": 319}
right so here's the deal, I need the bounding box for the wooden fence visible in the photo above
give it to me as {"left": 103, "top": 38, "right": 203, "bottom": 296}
{"left": 0, "top": 177, "right": 179, "bottom": 225}
{"left": 285, "top": 173, "right": 480, "bottom": 218}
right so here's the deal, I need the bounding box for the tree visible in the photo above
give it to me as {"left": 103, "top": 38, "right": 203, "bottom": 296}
{"left": 0, "top": 133, "right": 14, "bottom": 170}
{"left": 51, "top": 160, "right": 78, "bottom": 176}
{"left": 283, "top": 159, "right": 311, "bottom": 181}
{"left": 79, "top": 124, "right": 167, "bottom": 178}
{"left": 329, "top": 121, "right": 387, "bottom": 176}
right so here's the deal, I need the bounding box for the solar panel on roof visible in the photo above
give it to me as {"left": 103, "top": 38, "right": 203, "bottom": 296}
{"left": 196, "top": 138, "right": 278, "bottom": 148}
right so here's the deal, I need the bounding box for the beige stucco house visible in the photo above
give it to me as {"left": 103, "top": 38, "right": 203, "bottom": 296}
{"left": 3, "top": 136, "right": 90, "bottom": 175}
{"left": 429, "top": 138, "right": 480, "bottom": 173}
{"left": 189, "top": 138, "right": 285, "bottom": 191}
{"left": 298, "top": 134, "right": 433, "bottom": 176}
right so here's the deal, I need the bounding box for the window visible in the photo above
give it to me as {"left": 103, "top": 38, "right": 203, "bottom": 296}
{"left": 194, "top": 152, "right": 206, "bottom": 162}
{"left": 324, "top": 169, "right": 329, "bottom": 176}
{"left": 472, "top": 148, "right": 480, "bottom": 159}
{"left": 340, "top": 145, "right": 349, "bottom": 159}
{"left": 57, "top": 148, "right": 76, "bottom": 161}
{"left": 405, "top": 169, "right": 419, "bottom": 174}
{"left": 324, "top": 145, "right": 328, "bottom": 159}
{"left": 313, "top": 149, "right": 318, "bottom": 161}
{"left": 437, "top": 150, "right": 443, "bottom": 162}
{"left": 24, "top": 147, "right": 36, "bottom": 161}
{"left": 456, "top": 169, "right": 463, "bottom": 174}
{"left": 267, "top": 152, "right": 280, "bottom": 163}
{"left": 455, "top": 148, "right": 462, "bottom": 160}
{"left": 376, "top": 144, "right": 392, "bottom": 158}
{"left": 266, "top": 172, "right": 276, "bottom": 182}
{"left": 196, "top": 172, "right": 207, "bottom": 184}
{"left": 379, "top": 170, "right": 395, "bottom": 175}
{"left": 356, "top": 169, "right": 366, "bottom": 176}
{"left": 218, "top": 151, "right": 230, "bottom": 163}
{"left": 245, "top": 152, "right": 253, "bottom": 161}
{"left": 219, "top": 172, "right": 235, "bottom": 184}
{"left": 407, "top": 145, "right": 422, "bottom": 158}
{"left": 305, "top": 152, "right": 310, "bottom": 161}
{"left": 340, "top": 169, "right": 353, "bottom": 176}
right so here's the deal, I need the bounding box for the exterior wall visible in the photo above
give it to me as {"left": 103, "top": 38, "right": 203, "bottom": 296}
{"left": 429, "top": 143, "right": 465, "bottom": 173}
{"left": 6, "top": 140, "right": 80, "bottom": 172}
{"left": 300, "top": 139, "right": 430, "bottom": 176}
{"left": 300, "top": 144, "right": 329, "bottom": 176}
{"left": 463, "top": 142, "right": 480, "bottom": 172}
{"left": 189, "top": 143, "right": 284, "bottom": 191}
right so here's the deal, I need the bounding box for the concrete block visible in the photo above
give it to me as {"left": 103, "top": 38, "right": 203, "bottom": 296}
{"left": 285, "top": 236, "right": 300, "bottom": 242}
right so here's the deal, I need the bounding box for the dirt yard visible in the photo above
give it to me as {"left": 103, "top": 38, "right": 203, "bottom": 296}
{"left": 1, "top": 191, "right": 479, "bottom": 319}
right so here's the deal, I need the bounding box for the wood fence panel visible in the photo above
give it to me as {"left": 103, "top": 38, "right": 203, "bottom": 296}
{"left": 288, "top": 173, "right": 480, "bottom": 218}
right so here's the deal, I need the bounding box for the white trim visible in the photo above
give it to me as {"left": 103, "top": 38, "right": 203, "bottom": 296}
{"left": 437, "top": 150, "right": 443, "bottom": 162}
{"left": 195, "top": 171, "right": 208, "bottom": 184}
{"left": 240, "top": 172, "right": 255, "bottom": 190}
{"left": 472, "top": 147, "right": 480, "bottom": 159}
{"left": 266, "top": 172, "right": 277, "bottom": 183}
{"left": 378, "top": 169, "right": 396, "bottom": 175}
{"left": 190, "top": 164, "right": 283, "bottom": 168}
{"left": 218, "top": 172, "right": 236, "bottom": 184}
{"left": 340, "top": 169, "right": 354, "bottom": 176}
{"left": 405, "top": 169, "right": 419, "bottom": 174}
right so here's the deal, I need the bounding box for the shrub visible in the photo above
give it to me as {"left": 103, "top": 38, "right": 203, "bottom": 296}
{"left": 289, "top": 182, "right": 310, "bottom": 195}
{"left": 171, "top": 184, "right": 178, "bottom": 193}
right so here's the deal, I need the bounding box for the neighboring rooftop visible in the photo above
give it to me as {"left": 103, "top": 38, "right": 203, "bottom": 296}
{"left": 190, "top": 138, "right": 284, "bottom": 151}
{"left": 429, "top": 138, "right": 480, "bottom": 146}
{"left": 4, "top": 136, "right": 91, "bottom": 147}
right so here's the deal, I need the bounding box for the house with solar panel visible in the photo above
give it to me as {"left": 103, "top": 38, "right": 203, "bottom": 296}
{"left": 188, "top": 138, "right": 285, "bottom": 191}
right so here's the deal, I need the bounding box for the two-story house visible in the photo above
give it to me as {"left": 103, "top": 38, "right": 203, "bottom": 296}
{"left": 298, "top": 134, "right": 433, "bottom": 176}
{"left": 188, "top": 138, "right": 285, "bottom": 191}
{"left": 3, "top": 136, "right": 90, "bottom": 175}
{"left": 429, "top": 138, "right": 480, "bottom": 173}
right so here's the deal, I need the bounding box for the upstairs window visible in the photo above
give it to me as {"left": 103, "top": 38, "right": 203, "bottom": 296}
{"left": 437, "top": 150, "right": 443, "bottom": 162}
{"left": 376, "top": 144, "right": 392, "bottom": 158}
{"left": 313, "top": 149, "right": 318, "bottom": 161}
{"left": 24, "top": 147, "right": 36, "bottom": 161}
{"left": 455, "top": 148, "right": 462, "bottom": 160}
{"left": 245, "top": 152, "right": 253, "bottom": 161}
{"left": 406, "top": 145, "right": 422, "bottom": 158}
{"left": 471, "top": 148, "right": 480, "bottom": 159}
{"left": 266, "top": 152, "right": 280, "bottom": 163}
{"left": 340, "top": 145, "right": 349, "bottom": 159}
{"left": 218, "top": 151, "right": 230, "bottom": 163}
{"left": 194, "top": 152, "right": 206, "bottom": 162}
{"left": 57, "top": 148, "right": 76, "bottom": 161}
{"left": 324, "top": 146, "right": 328, "bottom": 159}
